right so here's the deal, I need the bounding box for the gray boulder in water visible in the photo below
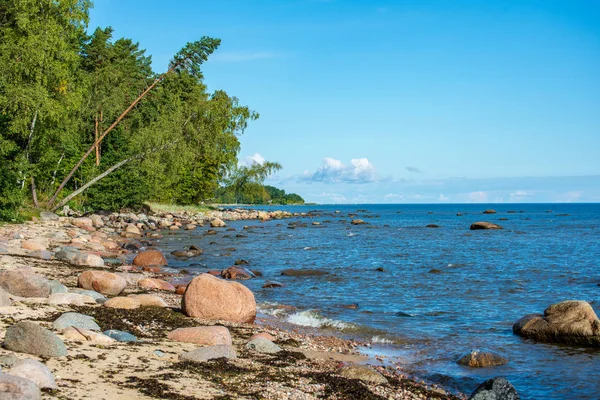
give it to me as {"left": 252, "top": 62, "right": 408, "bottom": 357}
{"left": 469, "top": 377, "right": 520, "bottom": 400}
{"left": 513, "top": 300, "right": 600, "bottom": 347}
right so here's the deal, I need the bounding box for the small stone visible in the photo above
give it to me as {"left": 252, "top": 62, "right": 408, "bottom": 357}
{"left": 0, "top": 354, "right": 19, "bottom": 368}
{"left": 103, "top": 297, "right": 141, "bottom": 309}
{"left": 138, "top": 278, "right": 176, "bottom": 292}
{"left": 210, "top": 218, "right": 226, "bottom": 228}
{"left": 39, "top": 212, "right": 59, "bottom": 221}
{"left": 72, "top": 253, "right": 104, "bottom": 267}
{"left": 4, "top": 322, "right": 68, "bottom": 358}
{"left": 69, "top": 288, "right": 105, "bottom": 300}
{"left": 0, "top": 287, "right": 12, "bottom": 306}
{"left": 103, "top": 330, "right": 137, "bottom": 342}
{"left": 21, "top": 240, "right": 46, "bottom": 251}
{"left": 9, "top": 359, "right": 57, "bottom": 389}
{"left": 48, "top": 280, "right": 68, "bottom": 295}
{"left": 167, "top": 326, "right": 232, "bottom": 346}
{"left": 48, "top": 293, "right": 96, "bottom": 306}
{"left": 245, "top": 337, "right": 282, "bottom": 354}
{"left": 338, "top": 365, "right": 387, "bottom": 384}
{"left": 179, "top": 345, "right": 237, "bottom": 363}
{"left": 53, "top": 313, "right": 101, "bottom": 331}
{"left": 128, "top": 294, "right": 168, "bottom": 307}
{"left": 61, "top": 327, "right": 116, "bottom": 345}
{"left": 0, "top": 372, "right": 41, "bottom": 399}
{"left": 77, "top": 270, "right": 126, "bottom": 296}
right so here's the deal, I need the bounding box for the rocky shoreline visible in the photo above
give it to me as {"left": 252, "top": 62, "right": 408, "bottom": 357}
{"left": 0, "top": 208, "right": 520, "bottom": 399}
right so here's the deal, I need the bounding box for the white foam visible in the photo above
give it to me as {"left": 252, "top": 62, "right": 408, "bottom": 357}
{"left": 370, "top": 335, "right": 394, "bottom": 344}
{"left": 286, "top": 310, "right": 353, "bottom": 330}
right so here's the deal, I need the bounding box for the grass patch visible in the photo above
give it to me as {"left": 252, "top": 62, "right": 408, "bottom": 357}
{"left": 145, "top": 202, "right": 215, "bottom": 215}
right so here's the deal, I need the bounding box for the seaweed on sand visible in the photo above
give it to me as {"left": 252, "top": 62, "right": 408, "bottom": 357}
{"left": 72, "top": 305, "right": 197, "bottom": 338}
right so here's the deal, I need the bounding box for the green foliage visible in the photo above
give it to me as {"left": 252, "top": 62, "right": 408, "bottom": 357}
{"left": 264, "top": 185, "right": 305, "bottom": 205}
{"left": 0, "top": 2, "right": 302, "bottom": 219}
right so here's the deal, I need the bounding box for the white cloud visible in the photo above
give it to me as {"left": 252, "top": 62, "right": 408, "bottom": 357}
{"left": 302, "top": 157, "right": 377, "bottom": 183}
{"left": 467, "top": 191, "right": 489, "bottom": 203}
{"left": 438, "top": 194, "right": 449, "bottom": 202}
{"left": 243, "top": 153, "right": 266, "bottom": 166}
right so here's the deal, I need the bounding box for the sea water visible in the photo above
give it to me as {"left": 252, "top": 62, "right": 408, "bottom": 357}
{"left": 159, "top": 203, "right": 600, "bottom": 399}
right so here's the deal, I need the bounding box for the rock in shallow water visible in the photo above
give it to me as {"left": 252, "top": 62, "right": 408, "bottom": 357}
{"left": 513, "top": 300, "right": 600, "bottom": 347}
{"left": 4, "top": 322, "right": 67, "bottom": 358}
{"left": 470, "top": 222, "right": 503, "bottom": 230}
{"left": 469, "top": 377, "right": 520, "bottom": 400}
{"left": 132, "top": 250, "right": 167, "bottom": 267}
{"left": 457, "top": 349, "right": 508, "bottom": 368}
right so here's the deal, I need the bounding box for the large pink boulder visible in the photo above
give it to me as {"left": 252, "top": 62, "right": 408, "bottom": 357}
{"left": 77, "top": 271, "right": 126, "bottom": 296}
{"left": 182, "top": 274, "right": 256, "bottom": 323}
{"left": 132, "top": 250, "right": 167, "bottom": 267}
{"left": 167, "top": 326, "right": 232, "bottom": 346}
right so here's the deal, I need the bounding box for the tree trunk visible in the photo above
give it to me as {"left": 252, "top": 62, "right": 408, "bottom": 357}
{"left": 31, "top": 176, "right": 39, "bottom": 208}
{"left": 47, "top": 61, "right": 182, "bottom": 208}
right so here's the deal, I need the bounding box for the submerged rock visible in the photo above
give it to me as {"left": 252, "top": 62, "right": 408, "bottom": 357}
{"left": 513, "top": 300, "right": 600, "bottom": 346}
{"left": 457, "top": 349, "right": 508, "bottom": 368}
{"left": 469, "top": 377, "right": 520, "bottom": 400}
{"left": 280, "top": 269, "right": 329, "bottom": 277}
{"left": 470, "top": 222, "right": 503, "bottom": 230}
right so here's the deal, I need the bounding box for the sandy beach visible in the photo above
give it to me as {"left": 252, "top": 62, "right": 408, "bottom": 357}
{"left": 0, "top": 210, "right": 466, "bottom": 400}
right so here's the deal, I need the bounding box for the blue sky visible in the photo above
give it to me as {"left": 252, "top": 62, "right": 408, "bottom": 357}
{"left": 89, "top": 0, "right": 600, "bottom": 203}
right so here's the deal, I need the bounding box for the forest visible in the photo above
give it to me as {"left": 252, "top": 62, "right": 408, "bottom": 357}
{"left": 0, "top": 0, "right": 303, "bottom": 221}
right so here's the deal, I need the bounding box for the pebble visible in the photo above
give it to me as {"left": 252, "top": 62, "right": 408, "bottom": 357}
{"left": 103, "top": 330, "right": 138, "bottom": 342}
{"left": 179, "top": 345, "right": 237, "bottom": 363}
